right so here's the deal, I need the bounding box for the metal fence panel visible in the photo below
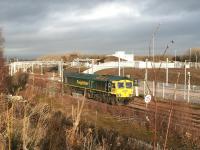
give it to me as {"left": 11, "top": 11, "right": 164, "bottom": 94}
{"left": 138, "top": 80, "right": 200, "bottom": 104}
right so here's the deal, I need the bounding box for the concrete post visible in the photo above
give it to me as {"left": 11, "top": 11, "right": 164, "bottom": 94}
{"left": 31, "top": 63, "right": 34, "bottom": 74}
{"left": 166, "top": 58, "right": 168, "bottom": 86}
{"left": 153, "top": 34, "right": 154, "bottom": 63}
{"left": 143, "top": 80, "right": 146, "bottom": 96}
{"left": 118, "top": 56, "right": 120, "bottom": 76}
{"left": 195, "top": 54, "right": 198, "bottom": 69}
{"left": 153, "top": 80, "right": 155, "bottom": 96}
{"left": 15, "top": 63, "right": 17, "bottom": 72}
{"left": 59, "top": 61, "right": 62, "bottom": 78}
{"left": 53, "top": 72, "right": 55, "bottom": 80}
{"left": 174, "top": 83, "right": 177, "bottom": 100}
{"left": 123, "top": 65, "right": 125, "bottom": 76}
{"left": 78, "top": 59, "right": 80, "bottom": 73}
{"left": 23, "top": 64, "right": 26, "bottom": 72}
{"left": 145, "top": 59, "right": 148, "bottom": 81}
{"left": 92, "top": 59, "right": 94, "bottom": 74}
{"left": 175, "top": 49, "right": 176, "bottom": 68}
{"left": 135, "top": 86, "right": 139, "bottom": 96}
{"left": 9, "top": 64, "right": 12, "bottom": 76}
{"left": 13, "top": 62, "right": 16, "bottom": 74}
{"left": 40, "top": 64, "right": 43, "bottom": 75}
{"left": 184, "top": 60, "right": 187, "bottom": 100}
{"left": 60, "top": 60, "right": 63, "bottom": 82}
{"left": 162, "top": 82, "right": 165, "bottom": 99}
{"left": 187, "top": 72, "right": 191, "bottom": 103}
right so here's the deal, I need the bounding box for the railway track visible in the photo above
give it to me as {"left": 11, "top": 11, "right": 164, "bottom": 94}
{"left": 77, "top": 94, "right": 200, "bottom": 133}
{"left": 29, "top": 74, "right": 200, "bottom": 135}
{"left": 127, "top": 98, "right": 200, "bottom": 133}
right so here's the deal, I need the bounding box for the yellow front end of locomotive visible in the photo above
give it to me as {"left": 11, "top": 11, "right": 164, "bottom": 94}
{"left": 111, "top": 80, "right": 134, "bottom": 98}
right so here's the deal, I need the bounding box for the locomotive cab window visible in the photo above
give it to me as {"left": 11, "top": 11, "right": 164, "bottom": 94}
{"left": 112, "top": 83, "right": 115, "bottom": 88}
{"left": 118, "top": 82, "right": 124, "bottom": 88}
{"left": 126, "top": 82, "right": 132, "bottom": 88}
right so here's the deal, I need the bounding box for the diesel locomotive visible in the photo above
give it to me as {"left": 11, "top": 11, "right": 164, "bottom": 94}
{"left": 63, "top": 71, "right": 138, "bottom": 105}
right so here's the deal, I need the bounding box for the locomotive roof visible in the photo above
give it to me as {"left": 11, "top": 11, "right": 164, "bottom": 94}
{"left": 63, "top": 71, "right": 131, "bottom": 81}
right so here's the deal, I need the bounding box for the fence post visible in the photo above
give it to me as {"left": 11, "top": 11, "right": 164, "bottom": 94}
{"left": 166, "top": 58, "right": 169, "bottom": 86}
{"left": 184, "top": 60, "right": 187, "bottom": 100}
{"left": 187, "top": 72, "right": 191, "bottom": 103}
{"left": 145, "top": 59, "right": 148, "bottom": 81}
{"left": 174, "top": 83, "right": 176, "bottom": 100}
{"left": 143, "top": 80, "right": 146, "bottom": 96}
{"left": 92, "top": 59, "right": 94, "bottom": 74}
{"left": 58, "top": 60, "right": 62, "bottom": 79}
{"left": 31, "top": 63, "right": 34, "bottom": 74}
{"left": 153, "top": 80, "right": 155, "bottom": 96}
{"left": 162, "top": 82, "right": 165, "bottom": 99}
{"left": 9, "top": 64, "right": 12, "bottom": 76}
{"left": 53, "top": 72, "right": 55, "bottom": 80}
{"left": 13, "top": 63, "right": 16, "bottom": 74}
{"left": 135, "top": 86, "right": 139, "bottom": 97}
{"left": 40, "top": 64, "right": 43, "bottom": 75}
{"left": 118, "top": 56, "right": 120, "bottom": 76}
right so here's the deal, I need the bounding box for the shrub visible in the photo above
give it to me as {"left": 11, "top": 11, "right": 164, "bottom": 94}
{"left": 5, "top": 72, "right": 29, "bottom": 95}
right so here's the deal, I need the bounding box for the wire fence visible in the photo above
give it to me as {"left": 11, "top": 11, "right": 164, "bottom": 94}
{"left": 138, "top": 80, "right": 200, "bottom": 104}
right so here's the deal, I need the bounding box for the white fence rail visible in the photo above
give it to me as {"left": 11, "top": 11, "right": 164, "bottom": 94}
{"left": 84, "top": 60, "right": 200, "bottom": 74}
{"left": 138, "top": 80, "right": 200, "bottom": 104}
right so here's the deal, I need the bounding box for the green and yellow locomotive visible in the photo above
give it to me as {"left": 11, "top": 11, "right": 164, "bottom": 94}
{"left": 63, "top": 72, "right": 138, "bottom": 105}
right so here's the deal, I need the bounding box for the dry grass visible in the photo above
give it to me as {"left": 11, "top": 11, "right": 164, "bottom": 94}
{"left": 1, "top": 69, "right": 199, "bottom": 149}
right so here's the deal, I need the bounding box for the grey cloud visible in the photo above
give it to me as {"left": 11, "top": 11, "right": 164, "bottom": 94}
{"left": 141, "top": 0, "right": 200, "bottom": 16}
{"left": 1, "top": 0, "right": 200, "bottom": 58}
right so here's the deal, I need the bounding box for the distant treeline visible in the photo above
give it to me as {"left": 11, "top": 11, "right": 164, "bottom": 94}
{"left": 135, "top": 48, "right": 200, "bottom": 62}
{"left": 37, "top": 52, "right": 106, "bottom": 62}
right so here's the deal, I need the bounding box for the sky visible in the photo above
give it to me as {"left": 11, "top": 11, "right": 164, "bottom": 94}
{"left": 1, "top": 0, "right": 200, "bottom": 58}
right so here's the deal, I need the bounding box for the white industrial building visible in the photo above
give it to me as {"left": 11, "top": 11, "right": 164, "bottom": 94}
{"left": 110, "top": 51, "right": 134, "bottom": 62}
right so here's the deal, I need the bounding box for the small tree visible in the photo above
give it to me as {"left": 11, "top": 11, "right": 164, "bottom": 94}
{"left": 0, "top": 28, "right": 8, "bottom": 93}
{"left": 176, "top": 48, "right": 200, "bottom": 62}
{"left": 188, "top": 48, "right": 200, "bottom": 62}
{"left": 5, "top": 72, "right": 29, "bottom": 95}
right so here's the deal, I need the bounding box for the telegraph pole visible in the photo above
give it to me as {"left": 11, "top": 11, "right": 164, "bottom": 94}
{"left": 153, "top": 34, "right": 154, "bottom": 63}
{"left": 152, "top": 24, "right": 160, "bottom": 63}
{"left": 175, "top": 49, "right": 176, "bottom": 68}
{"left": 184, "top": 60, "right": 187, "bottom": 100}
{"left": 145, "top": 59, "right": 148, "bottom": 94}
{"left": 166, "top": 58, "right": 169, "bottom": 86}
{"left": 118, "top": 56, "right": 121, "bottom": 76}
{"left": 145, "top": 58, "right": 148, "bottom": 81}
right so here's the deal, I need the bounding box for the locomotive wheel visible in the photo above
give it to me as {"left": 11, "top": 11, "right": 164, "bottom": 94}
{"left": 101, "top": 94, "right": 106, "bottom": 103}
{"left": 108, "top": 97, "right": 112, "bottom": 105}
{"left": 105, "top": 95, "right": 110, "bottom": 104}
{"left": 86, "top": 91, "right": 92, "bottom": 99}
{"left": 110, "top": 96, "right": 117, "bottom": 105}
{"left": 123, "top": 99, "right": 129, "bottom": 105}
